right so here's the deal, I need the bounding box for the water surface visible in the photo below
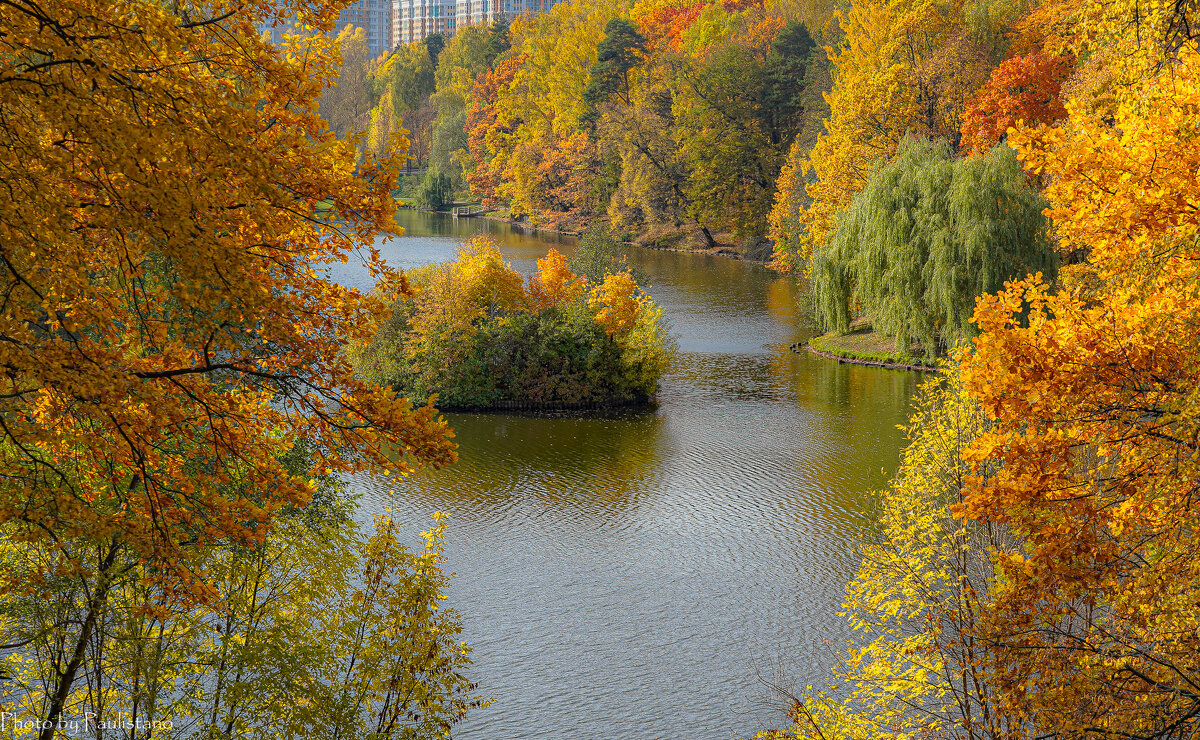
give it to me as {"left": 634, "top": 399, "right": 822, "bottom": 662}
{"left": 334, "top": 212, "right": 923, "bottom": 740}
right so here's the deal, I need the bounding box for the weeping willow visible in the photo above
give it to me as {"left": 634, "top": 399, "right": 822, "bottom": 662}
{"left": 811, "top": 138, "right": 1056, "bottom": 358}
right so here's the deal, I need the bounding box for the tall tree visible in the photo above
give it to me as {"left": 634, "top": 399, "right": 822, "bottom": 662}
{"left": 584, "top": 18, "right": 650, "bottom": 119}
{"left": 768, "top": 0, "right": 1000, "bottom": 271}
{"left": 466, "top": 56, "right": 526, "bottom": 210}
{"left": 428, "top": 25, "right": 494, "bottom": 192}
{"left": 600, "top": 60, "right": 703, "bottom": 240}
{"left": 484, "top": 0, "right": 619, "bottom": 227}
{"left": 761, "top": 21, "right": 817, "bottom": 146}
{"left": 424, "top": 32, "right": 446, "bottom": 66}
{"left": 367, "top": 41, "right": 436, "bottom": 162}
{"left": 959, "top": 49, "right": 1071, "bottom": 155}
{"left": 812, "top": 138, "right": 1056, "bottom": 356}
{"left": 671, "top": 4, "right": 807, "bottom": 238}
{"left": 321, "top": 25, "right": 378, "bottom": 138}
{"left": 483, "top": 16, "right": 512, "bottom": 65}
{"left": 385, "top": 42, "right": 437, "bottom": 114}
{"left": 0, "top": 0, "right": 456, "bottom": 731}
{"left": 958, "top": 13, "right": 1200, "bottom": 732}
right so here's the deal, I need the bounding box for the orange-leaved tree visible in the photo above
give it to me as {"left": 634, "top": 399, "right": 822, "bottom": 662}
{"left": 959, "top": 50, "right": 1071, "bottom": 156}
{"left": 529, "top": 248, "right": 588, "bottom": 309}
{"left": 0, "top": 0, "right": 456, "bottom": 731}
{"left": 466, "top": 55, "right": 526, "bottom": 210}
{"left": 957, "top": 11, "right": 1200, "bottom": 733}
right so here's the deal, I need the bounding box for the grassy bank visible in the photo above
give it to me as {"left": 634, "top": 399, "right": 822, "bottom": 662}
{"left": 805, "top": 322, "right": 940, "bottom": 370}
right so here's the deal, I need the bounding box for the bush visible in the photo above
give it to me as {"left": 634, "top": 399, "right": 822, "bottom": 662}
{"left": 571, "top": 225, "right": 633, "bottom": 282}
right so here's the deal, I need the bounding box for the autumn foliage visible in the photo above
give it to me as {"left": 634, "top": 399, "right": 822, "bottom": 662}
{"left": 763, "top": 0, "right": 1200, "bottom": 736}
{"left": 350, "top": 236, "right": 673, "bottom": 409}
{"left": 771, "top": 371, "right": 1017, "bottom": 739}
{"left": 0, "top": 0, "right": 471, "bottom": 734}
{"left": 0, "top": 0, "right": 467, "bottom": 586}
{"left": 959, "top": 50, "right": 1070, "bottom": 155}
{"left": 632, "top": 0, "right": 764, "bottom": 51}
{"left": 12, "top": 0, "right": 1200, "bottom": 734}
{"left": 455, "top": 0, "right": 820, "bottom": 242}
{"left": 768, "top": 0, "right": 1038, "bottom": 271}
{"left": 952, "top": 38, "right": 1200, "bottom": 733}
{"left": 466, "top": 56, "right": 525, "bottom": 210}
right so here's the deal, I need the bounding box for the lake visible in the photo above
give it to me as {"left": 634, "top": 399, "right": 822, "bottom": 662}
{"left": 329, "top": 211, "right": 924, "bottom": 740}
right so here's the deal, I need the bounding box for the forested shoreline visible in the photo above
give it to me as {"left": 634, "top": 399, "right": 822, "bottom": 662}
{"left": 330, "top": 0, "right": 1077, "bottom": 357}
{"left": 323, "top": 0, "right": 827, "bottom": 251}
{"left": 3, "top": 0, "right": 1200, "bottom": 736}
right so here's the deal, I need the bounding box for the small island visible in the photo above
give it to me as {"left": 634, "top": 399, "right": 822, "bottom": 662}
{"left": 350, "top": 235, "right": 674, "bottom": 411}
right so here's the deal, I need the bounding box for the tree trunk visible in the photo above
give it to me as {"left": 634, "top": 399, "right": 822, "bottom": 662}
{"left": 40, "top": 544, "right": 119, "bottom": 740}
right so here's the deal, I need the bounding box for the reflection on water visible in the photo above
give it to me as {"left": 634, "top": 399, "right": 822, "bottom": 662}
{"left": 403, "top": 409, "right": 665, "bottom": 511}
{"left": 342, "top": 212, "right": 923, "bottom": 740}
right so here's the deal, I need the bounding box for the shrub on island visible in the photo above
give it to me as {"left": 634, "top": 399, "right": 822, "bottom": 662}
{"left": 350, "top": 236, "right": 673, "bottom": 410}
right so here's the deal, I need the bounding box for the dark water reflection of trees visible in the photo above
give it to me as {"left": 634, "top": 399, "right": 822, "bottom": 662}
{"left": 350, "top": 211, "right": 924, "bottom": 740}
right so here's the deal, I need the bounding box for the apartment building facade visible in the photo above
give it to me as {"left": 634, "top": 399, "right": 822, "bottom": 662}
{"left": 454, "top": 0, "right": 562, "bottom": 29}
{"left": 260, "top": 0, "right": 564, "bottom": 56}
{"left": 335, "top": 0, "right": 394, "bottom": 56}
{"left": 394, "top": 0, "right": 458, "bottom": 46}
{"left": 258, "top": 0, "right": 392, "bottom": 56}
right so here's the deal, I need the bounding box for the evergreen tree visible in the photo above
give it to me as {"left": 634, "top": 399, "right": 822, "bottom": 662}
{"left": 583, "top": 18, "right": 648, "bottom": 126}
{"left": 483, "top": 17, "right": 511, "bottom": 66}
{"left": 424, "top": 32, "right": 446, "bottom": 67}
{"left": 763, "top": 21, "right": 817, "bottom": 146}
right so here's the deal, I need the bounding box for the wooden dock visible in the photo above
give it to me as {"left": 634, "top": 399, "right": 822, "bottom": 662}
{"left": 451, "top": 204, "right": 487, "bottom": 218}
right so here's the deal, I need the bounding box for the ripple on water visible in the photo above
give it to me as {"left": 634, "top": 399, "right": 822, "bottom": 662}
{"left": 346, "top": 213, "right": 922, "bottom": 740}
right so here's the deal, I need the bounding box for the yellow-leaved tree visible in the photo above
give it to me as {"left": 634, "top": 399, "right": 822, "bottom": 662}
{"left": 769, "top": 1, "right": 1200, "bottom": 737}
{"left": 486, "top": 0, "right": 622, "bottom": 227}
{"left": 768, "top": 0, "right": 923, "bottom": 270}
{"left": 768, "top": 0, "right": 1007, "bottom": 271}
{"left": 756, "top": 372, "right": 1021, "bottom": 740}
{"left": 0, "top": 0, "right": 459, "bottom": 733}
{"left": 955, "top": 6, "right": 1200, "bottom": 730}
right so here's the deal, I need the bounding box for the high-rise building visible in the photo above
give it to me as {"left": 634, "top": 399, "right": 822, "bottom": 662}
{"left": 394, "top": 0, "right": 457, "bottom": 46}
{"left": 258, "top": 0, "right": 394, "bottom": 57}
{"left": 263, "top": 0, "right": 561, "bottom": 55}
{"left": 257, "top": 13, "right": 303, "bottom": 47}
{"left": 336, "top": 0, "right": 394, "bottom": 56}
{"left": 454, "top": 0, "right": 561, "bottom": 33}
